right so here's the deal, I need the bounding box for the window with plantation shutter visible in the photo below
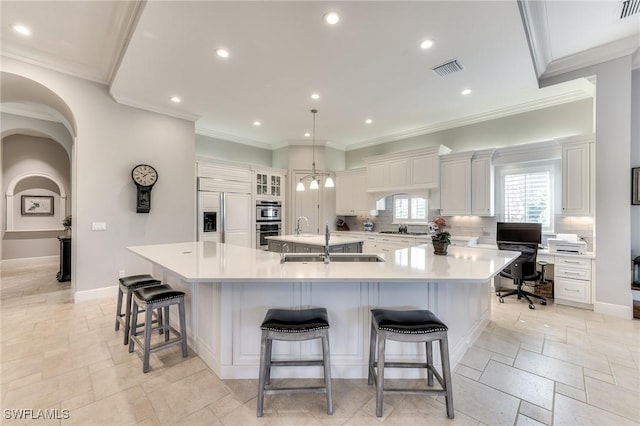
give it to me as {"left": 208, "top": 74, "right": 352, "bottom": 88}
{"left": 499, "top": 163, "right": 556, "bottom": 233}
{"left": 393, "top": 195, "right": 428, "bottom": 224}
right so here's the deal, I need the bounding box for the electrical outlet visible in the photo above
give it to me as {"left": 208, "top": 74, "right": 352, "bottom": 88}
{"left": 118, "top": 270, "right": 125, "bottom": 278}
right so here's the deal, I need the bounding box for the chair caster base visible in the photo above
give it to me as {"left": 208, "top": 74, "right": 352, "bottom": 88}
{"left": 499, "top": 298, "right": 504, "bottom": 303}
{"left": 529, "top": 304, "right": 535, "bottom": 310}
{"left": 540, "top": 300, "right": 547, "bottom": 305}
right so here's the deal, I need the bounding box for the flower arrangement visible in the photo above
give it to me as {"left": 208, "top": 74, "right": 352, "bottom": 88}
{"left": 62, "top": 215, "right": 72, "bottom": 232}
{"left": 429, "top": 216, "right": 451, "bottom": 244}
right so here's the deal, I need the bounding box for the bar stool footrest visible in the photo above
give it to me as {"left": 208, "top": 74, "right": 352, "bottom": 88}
{"left": 264, "top": 387, "right": 328, "bottom": 396}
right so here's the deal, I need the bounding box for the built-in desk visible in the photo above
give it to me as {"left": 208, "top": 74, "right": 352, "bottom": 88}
{"left": 538, "top": 250, "right": 595, "bottom": 307}
{"left": 483, "top": 244, "right": 595, "bottom": 308}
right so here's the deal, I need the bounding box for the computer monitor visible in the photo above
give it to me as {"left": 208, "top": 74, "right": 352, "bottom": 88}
{"left": 496, "top": 222, "right": 542, "bottom": 245}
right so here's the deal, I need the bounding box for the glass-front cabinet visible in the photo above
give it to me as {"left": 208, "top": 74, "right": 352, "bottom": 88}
{"left": 255, "top": 170, "right": 284, "bottom": 199}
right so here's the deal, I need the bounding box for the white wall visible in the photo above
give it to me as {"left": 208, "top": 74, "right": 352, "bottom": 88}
{"left": 541, "top": 56, "right": 634, "bottom": 318}
{"left": 1, "top": 59, "right": 196, "bottom": 297}
{"left": 195, "top": 133, "right": 272, "bottom": 166}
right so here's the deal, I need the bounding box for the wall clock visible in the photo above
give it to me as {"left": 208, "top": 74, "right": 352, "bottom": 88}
{"left": 131, "top": 164, "right": 158, "bottom": 213}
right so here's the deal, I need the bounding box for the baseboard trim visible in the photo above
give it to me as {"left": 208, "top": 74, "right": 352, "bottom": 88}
{"left": 593, "top": 301, "right": 633, "bottom": 319}
{"left": 1, "top": 255, "right": 58, "bottom": 266}
{"left": 74, "top": 285, "right": 117, "bottom": 303}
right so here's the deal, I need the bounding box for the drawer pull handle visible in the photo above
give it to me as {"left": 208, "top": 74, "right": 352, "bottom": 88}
{"left": 564, "top": 271, "right": 583, "bottom": 275}
{"left": 564, "top": 288, "right": 580, "bottom": 292}
{"left": 564, "top": 260, "right": 582, "bottom": 264}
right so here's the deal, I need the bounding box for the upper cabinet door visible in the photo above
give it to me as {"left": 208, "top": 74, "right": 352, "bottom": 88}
{"left": 471, "top": 150, "right": 495, "bottom": 216}
{"left": 411, "top": 154, "right": 439, "bottom": 187}
{"left": 562, "top": 141, "right": 592, "bottom": 215}
{"left": 387, "top": 159, "right": 410, "bottom": 188}
{"left": 439, "top": 155, "right": 472, "bottom": 215}
{"left": 367, "top": 163, "right": 388, "bottom": 191}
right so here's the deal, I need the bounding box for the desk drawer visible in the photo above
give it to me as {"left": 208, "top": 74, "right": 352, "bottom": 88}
{"left": 555, "top": 277, "right": 590, "bottom": 303}
{"left": 556, "top": 266, "right": 591, "bottom": 281}
{"left": 555, "top": 256, "right": 590, "bottom": 269}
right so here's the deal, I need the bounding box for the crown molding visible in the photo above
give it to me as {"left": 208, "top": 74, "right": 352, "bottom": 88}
{"left": 344, "top": 88, "right": 592, "bottom": 151}
{"left": 1, "top": 51, "right": 108, "bottom": 84}
{"left": 1, "top": 103, "right": 60, "bottom": 122}
{"left": 111, "top": 93, "right": 200, "bottom": 122}
{"left": 541, "top": 35, "right": 640, "bottom": 80}
{"left": 195, "top": 124, "right": 273, "bottom": 150}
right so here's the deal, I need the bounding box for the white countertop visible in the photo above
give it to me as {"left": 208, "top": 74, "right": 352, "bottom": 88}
{"left": 266, "top": 234, "right": 365, "bottom": 246}
{"left": 127, "top": 241, "right": 519, "bottom": 284}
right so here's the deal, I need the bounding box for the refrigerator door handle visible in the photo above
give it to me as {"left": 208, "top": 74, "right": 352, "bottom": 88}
{"left": 220, "top": 192, "right": 226, "bottom": 243}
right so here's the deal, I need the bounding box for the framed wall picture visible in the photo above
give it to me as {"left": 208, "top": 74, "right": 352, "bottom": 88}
{"left": 633, "top": 167, "right": 640, "bottom": 205}
{"left": 21, "top": 195, "right": 54, "bottom": 215}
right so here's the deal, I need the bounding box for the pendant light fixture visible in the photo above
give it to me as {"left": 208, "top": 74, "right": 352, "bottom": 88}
{"left": 296, "top": 109, "right": 335, "bottom": 191}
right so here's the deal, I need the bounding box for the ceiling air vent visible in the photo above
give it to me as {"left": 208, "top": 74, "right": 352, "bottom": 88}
{"left": 431, "top": 59, "right": 463, "bottom": 77}
{"left": 619, "top": 0, "right": 640, "bottom": 19}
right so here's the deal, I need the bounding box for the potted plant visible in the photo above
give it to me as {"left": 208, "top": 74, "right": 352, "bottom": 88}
{"left": 62, "top": 215, "right": 72, "bottom": 235}
{"left": 429, "top": 216, "right": 451, "bottom": 255}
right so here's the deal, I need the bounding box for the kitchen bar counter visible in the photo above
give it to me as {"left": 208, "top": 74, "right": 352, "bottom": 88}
{"left": 128, "top": 241, "right": 519, "bottom": 379}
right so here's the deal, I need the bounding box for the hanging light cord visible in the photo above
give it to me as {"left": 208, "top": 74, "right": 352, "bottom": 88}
{"left": 311, "top": 108, "right": 317, "bottom": 177}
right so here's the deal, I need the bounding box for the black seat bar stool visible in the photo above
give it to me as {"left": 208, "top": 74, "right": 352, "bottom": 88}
{"left": 257, "top": 307, "right": 333, "bottom": 417}
{"left": 115, "top": 274, "right": 161, "bottom": 345}
{"left": 128, "top": 284, "right": 188, "bottom": 373}
{"left": 368, "top": 308, "right": 454, "bottom": 418}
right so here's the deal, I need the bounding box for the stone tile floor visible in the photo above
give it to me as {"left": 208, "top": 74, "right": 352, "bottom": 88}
{"left": 1, "top": 257, "right": 639, "bottom": 425}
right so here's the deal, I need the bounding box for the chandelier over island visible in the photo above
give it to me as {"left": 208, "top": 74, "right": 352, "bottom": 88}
{"left": 296, "top": 109, "right": 335, "bottom": 191}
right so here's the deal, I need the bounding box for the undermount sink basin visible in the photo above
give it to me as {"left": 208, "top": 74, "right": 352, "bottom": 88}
{"left": 281, "top": 253, "right": 385, "bottom": 263}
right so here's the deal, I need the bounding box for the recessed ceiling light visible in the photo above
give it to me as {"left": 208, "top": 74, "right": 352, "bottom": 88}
{"left": 216, "top": 48, "right": 229, "bottom": 58}
{"left": 12, "top": 24, "right": 31, "bottom": 36}
{"left": 324, "top": 12, "right": 340, "bottom": 25}
{"left": 420, "top": 39, "right": 433, "bottom": 49}
{"left": 365, "top": 119, "right": 373, "bottom": 124}
{"left": 253, "top": 121, "right": 261, "bottom": 126}
{"left": 304, "top": 132, "right": 311, "bottom": 137}
{"left": 461, "top": 88, "right": 472, "bottom": 95}
{"left": 170, "top": 96, "right": 181, "bottom": 103}
{"left": 311, "top": 93, "right": 320, "bottom": 100}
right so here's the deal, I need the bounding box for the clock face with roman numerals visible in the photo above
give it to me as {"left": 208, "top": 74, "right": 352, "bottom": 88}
{"left": 131, "top": 164, "right": 158, "bottom": 187}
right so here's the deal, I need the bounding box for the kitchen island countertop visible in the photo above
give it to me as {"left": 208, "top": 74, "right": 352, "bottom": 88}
{"left": 127, "top": 241, "right": 518, "bottom": 284}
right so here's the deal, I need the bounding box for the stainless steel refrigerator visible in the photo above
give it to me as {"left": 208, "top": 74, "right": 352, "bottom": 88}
{"left": 197, "top": 180, "right": 252, "bottom": 248}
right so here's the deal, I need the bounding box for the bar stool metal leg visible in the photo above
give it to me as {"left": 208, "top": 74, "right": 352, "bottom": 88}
{"left": 440, "top": 334, "right": 454, "bottom": 418}
{"left": 375, "top": 334, "right": 386, "bottom": 417}
{"left": 322, "top": 333, "right": 333, "bottom": 415}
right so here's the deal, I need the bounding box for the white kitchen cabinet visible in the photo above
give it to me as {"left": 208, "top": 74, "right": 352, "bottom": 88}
{"left": 366, "top": 145, "right": 451, "bottom": 193}
{"left": 372, "top": 235, "right": 416, "bottom": 256}
{"left": 336, "top": 168, "right": 375, "bottom": 215}
{"left": 471, "top": 149, "right": 495, "bottom": 216}
{"left": 439, "top": 152, "right": 473, "bottom": 216}
{"left": 554, "top": 255, "right": 593, "bottom": 305}
{"left": 254, "top": 169, "right": 284, "bottom": 199}
{"left": 561, "top": 139, "right": 593, "bottom": 215}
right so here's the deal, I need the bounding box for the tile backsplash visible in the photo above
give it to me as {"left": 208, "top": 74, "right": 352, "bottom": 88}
{"left": 338, "top": 196, "right": 594, "bottom": 251}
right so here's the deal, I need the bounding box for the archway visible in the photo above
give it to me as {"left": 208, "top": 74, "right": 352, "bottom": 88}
{"left": 5, "top": 172, "right": 68, "bottom": 231}
{"left": 1, "top": 72, "right": 76, "bottom": 284}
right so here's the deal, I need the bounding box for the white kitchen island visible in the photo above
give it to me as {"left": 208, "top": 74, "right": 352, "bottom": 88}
{"left": 127, "top": 241, "right": 518, "bottom": 379}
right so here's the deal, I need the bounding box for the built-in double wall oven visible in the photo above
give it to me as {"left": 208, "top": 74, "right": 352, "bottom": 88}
{"left": 256, "top": 200, "right": 282, "bottom": 250}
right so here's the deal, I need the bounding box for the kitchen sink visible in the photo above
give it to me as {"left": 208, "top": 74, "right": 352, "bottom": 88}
{"left": 281, "top": 253, "right": 385, "bottom": 263}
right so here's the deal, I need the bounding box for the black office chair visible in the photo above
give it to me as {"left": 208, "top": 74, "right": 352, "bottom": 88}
{"left": 496, "top": 242, "right": 547, "bottom": 310}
